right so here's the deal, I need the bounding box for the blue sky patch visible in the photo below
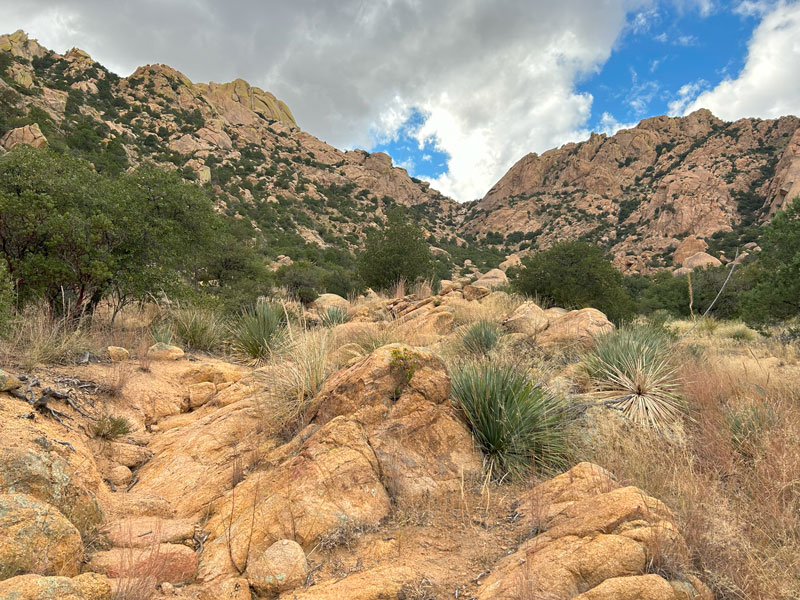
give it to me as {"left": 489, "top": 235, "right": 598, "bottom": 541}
{"left": 371, "top": 108, "right": 450, "bottom": 179}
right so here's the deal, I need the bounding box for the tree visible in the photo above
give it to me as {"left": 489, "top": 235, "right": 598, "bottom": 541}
{"left": 357, "top": 208, "right": 434, "bottom": 290}
{"left": 510, "top": 241, "right": 634, "bottom": 322}
{"left": 742, "top": 197, "right": 800, "bottom": 325}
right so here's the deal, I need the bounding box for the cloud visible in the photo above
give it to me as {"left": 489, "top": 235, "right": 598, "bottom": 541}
{"left": 681, "top": 1, "right": 800, "bottom": 120}
{"left": 0, "top": 1, "right": 643, "bottom": 201}
{"left": 668, "top": 79, "right": 710, "bottom": 114}
{"left": 598, "top": 112, "right": 639, "bottom": 135}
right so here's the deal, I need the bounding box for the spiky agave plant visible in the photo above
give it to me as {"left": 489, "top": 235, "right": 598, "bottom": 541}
{"left": 583, "top": 325, "right": 683, "bottom": 431}
{"left": 319, "top": 306, "right": 350, "bottom": 327}
{"left": 451, "top": 361, "right": 569, "bottom": 480}
{"left": 461, "top": 319, "right": 501, "bottom": 355}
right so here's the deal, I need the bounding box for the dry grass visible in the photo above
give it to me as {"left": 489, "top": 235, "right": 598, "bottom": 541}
{"left": 577, "top": 346, "right": 800, "bottom": 600}
{"left": 0, "top": 302, "right": 93, "bottom": 370}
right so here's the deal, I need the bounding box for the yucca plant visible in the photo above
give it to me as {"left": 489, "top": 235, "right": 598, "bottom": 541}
{"left": 229, "top": 301, "right": 287, "bottom": 364}
{"left": 582, "top": 325, "right": 683, "bottom": 431}
{"left": 462, "top": 319, "right": 501, "bottom": 355}
{"left": 451, "top": 361, "right": 569, "bottom": 480}
{"left": 171, "top": 307, "right": 226, "bottom": 351}
{"left": 319, "top": 306, "right": 350, "bottom": 327}
{"left": 151, "top": 322, "right": 174, "bottom": 345}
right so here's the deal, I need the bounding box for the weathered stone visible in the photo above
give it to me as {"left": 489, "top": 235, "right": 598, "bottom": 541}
{"left": 87, "top": 543, "right": 197, "bottom": 583}
{"left": 462, "top": 284, "right": 491, "bottom": 301}
{"left": 103, "top": 517, "right": 196, "bottom": 548}
{"left": 312, "top": 293, "right": 349, "bottom": 312}
{"left": 246, "top": 539, "right": 308, "bottom": 594}
{"left": 0, "top": 368, "right": 22, "bottom": 391}
{"left": 684, "top": 252, "right": 722, "bottom": 270}
{"left": 0, "top": 123, "right": 47, "bottom": 150}
{"left": 473, "top": 268, "right": 509, "bottom": 289}
{"left": 146, "top": 343, "right": 184, "bottom": 361}
{"left": 107, "top": 346, "right": 130, "bottom": 362}
{"left": 503, "top": 301, "right": 549, "bottom": 336}
{"left": 537, "top": 308, "right": 614, "bottom": 348}
{"left": 187, "top": 381, "right": 216, "bottom": 409}
{"left": 0, "top": 573, "right": 111, "bottom": 600}
{"left": 0, "top": 493, "right": 83, "bottom": 577}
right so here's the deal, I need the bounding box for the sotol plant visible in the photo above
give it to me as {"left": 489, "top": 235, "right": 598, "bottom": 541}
{"left": 229, "top": 301, "right": 287, "bottom": 364}
{"left": 582, "top": 325, "right": 683, "bottom": 431}
{"left": 451, "top": 361, "right": 569, "bottom": 480}
{"left": 461, "top": 319, "right": 501, "bottom": 355}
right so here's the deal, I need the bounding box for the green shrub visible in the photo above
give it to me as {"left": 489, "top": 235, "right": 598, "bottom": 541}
{"left": 151, "top": 322, "right": 174, "bottom": 345}
{"left": 171, "top": 307, "right": 226, "bottom": 351}
{"left": 92, "top": 414, "right": 131, "bottom": 440}
{"left": 319, "top": 306, "right": 349, "bottom": 327}
{"left": 229, "top": 301, "right": 286, "bottom": 363}
{"left": 0, "top": 262, "right": 13, "bottom": 331}
{"left": 451, "top": 361, "right": 569, "bottom": 479}
{"left": 582, "top": 325, "right": 683, "bottom": 430}
{"left": 462, "top": 320, "right": 501, "bottom": 355}
{"left": 510, "top": 241, "right": 634, "bottom": 323}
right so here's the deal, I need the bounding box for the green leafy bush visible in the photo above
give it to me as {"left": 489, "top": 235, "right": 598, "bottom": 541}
{"left": 451, "top": 361, "right": 569, "bottom": 479}
{"left": 357, "top": 208, "right": 434, "bottom": 290}
{"left": 229, "top": 301, "right": 287, "bottom": 363}
{"left": 510, "top": 241, "right": 634, "bottom": 322}
{"left": 461, "top": 320, "right": 501, "bottom": 355}
{"left": 582, "top": 325, "right": 683, "bottom": 430}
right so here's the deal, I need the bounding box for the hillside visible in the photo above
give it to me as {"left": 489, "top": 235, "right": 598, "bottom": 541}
{"left": 461, "top": 109, "right": 800, "bottom": 273}
{"left": 0, "top": 31, "right": 478, "bottom": 273}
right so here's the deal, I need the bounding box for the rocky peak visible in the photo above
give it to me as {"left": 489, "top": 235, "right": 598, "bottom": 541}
{"left": 0, "top": 30, "right": 48, "bottom": 61}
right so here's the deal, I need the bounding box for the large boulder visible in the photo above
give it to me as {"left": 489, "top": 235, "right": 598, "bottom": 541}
{"left": 462, "top": 284, "right": 491, "bottom": 301}
{"left": 246, "top": 539, "right": 308, "bottom": 594}
{"left": 537, "top": 308, "right": 614, "bottom": 348}
{"left": 503, "top": 301, "right": 548, "bottom": 336}
{"left": 673, "top": 236, "right": 708, "bottom": 266}
{"left": 0, "top": 123, "right": 47, "bottom": 151}
{"left": 476, "top": 463, "right": 711, "bottom": 600}
{"left": 0, "top": 493, "right": 83, "bottom": 577}
{"left": 310, "top": 344, "right": 482, "bottom": 502}
{"left": 474, "top": 268, "right": 509, "bottom": 289}
{"left": 0, "top": 368, "right": 21, "bottom": 391}
{"left": 86, "top": 543, "right": 198, "bottom": 583}
{"left": 684, "top": 252, "right": 722, "bottom": 270}
{"left": 197, "top": 417, "right": 391, "bottom": 581}
{"left": 311, "top": 293, "right": 348, "bottom": 312}
{"left": 0, "top": 573, "right": 111, "bottom": 600}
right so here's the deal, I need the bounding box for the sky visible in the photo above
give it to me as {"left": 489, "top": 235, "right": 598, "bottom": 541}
{"left": 1, "top": 0, "right": 799, "bottom": 201}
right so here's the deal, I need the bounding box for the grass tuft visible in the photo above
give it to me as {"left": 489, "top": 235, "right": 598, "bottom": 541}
{"left": 451, "top": 361, "right": 569, "bottom": 480}
{"left": 171, "top": 307, "right": 226, "bottom": 351}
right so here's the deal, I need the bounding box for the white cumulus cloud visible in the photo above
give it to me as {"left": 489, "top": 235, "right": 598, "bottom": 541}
{"left": 681, "top": 1, "right": 800, "bottom": 120}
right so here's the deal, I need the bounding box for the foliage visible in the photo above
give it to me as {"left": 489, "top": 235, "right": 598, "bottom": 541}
{"left": 510, "top": 241, "right": 634, "bottom": 322}
{"left": 582, "top": 325, "right": 683, "bottom": 430}
{"left": 0, "top": 261, "right": 13, "bottom": 330}
{"left": 451, "top": 361, "right": 569, "bottom": 479}
{"left": 319, "top": 306, "right": 350, "bottom": 327}
{"left": 357, "top": 208, "right": 434, "bottom": 290}
{"left": 229, "top": 301, "right": 287, "bottom": 364}
{"left": 171, "top": 307, "right": 226, "bottom": 351}
{"left": 461, "top": 320, "right": 501, "bottom": 355}
{"left": 742, "top": 197, "right": 800, "bottom": 325}
{"left": 92, "top": 414, "right": 132, "bottom": 440}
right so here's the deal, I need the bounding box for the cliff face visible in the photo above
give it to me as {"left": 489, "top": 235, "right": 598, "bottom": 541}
{"left": 2, "top": 29, "right": 799, "bottom": 274}
{"left": 461, "top": 109, "right": 800, "bottom": 273}
{"left": 0, "top": 30, "right": 459, "bottom": 259}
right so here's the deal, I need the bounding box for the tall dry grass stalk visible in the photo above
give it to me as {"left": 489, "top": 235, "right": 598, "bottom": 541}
{"left": 0, "top": 301, "right": 93, "bottom": 370}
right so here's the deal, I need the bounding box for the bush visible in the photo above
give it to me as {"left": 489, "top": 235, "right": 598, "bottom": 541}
{"left": 582, "top": 325, "right": 683, "bottom": 430}
{"left": 229, "top": 301, "right": 287, "bottom": 364}
{"left": 357, "top": 208, "right": 434, "bottom": 290}
{"left": 0, "top": 262, "right": 13, "bottom": 331}
{"left": 510, "top": 241, "right": 634, "bottom": 322}
{"left": 171, "top": 307, "right": 226, "bottom": 351}
{"left": 92, "top": 414, "right": 131, "bottom": 440}
{"left": 451, "top": 361, "right": 569, "bottom": 479}
{"left": 461, "top": 320, "right": 501, "bottom": 355}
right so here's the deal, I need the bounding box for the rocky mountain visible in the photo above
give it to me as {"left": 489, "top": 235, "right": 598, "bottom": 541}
{"left": 0, "top": 30, "right": 465, "bottom": 267}
{"left": 2, "top": 29, "right": 800, "bottom": 278}
{"left": 462, "top": 109, "right": 800, "bottom": 273}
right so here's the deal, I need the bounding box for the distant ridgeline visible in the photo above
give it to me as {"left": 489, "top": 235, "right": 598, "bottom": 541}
{"left": 2, "top": 29, "right": 800, "bottom": 290}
